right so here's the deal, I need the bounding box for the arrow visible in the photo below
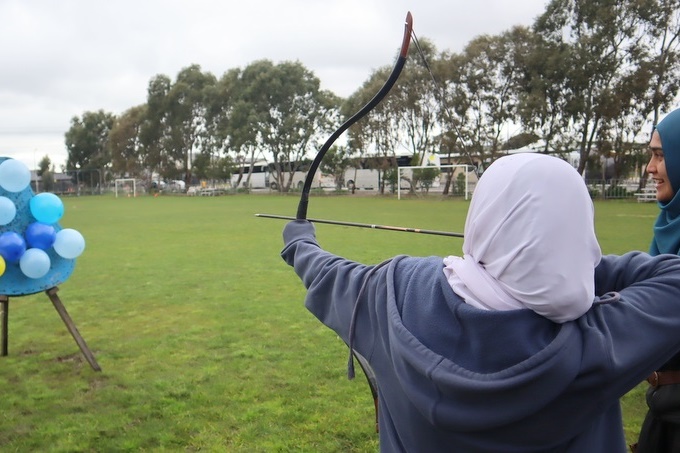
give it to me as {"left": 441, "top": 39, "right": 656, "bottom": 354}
{"left": 256, "top": 213, "right": 463, "bottom": 238}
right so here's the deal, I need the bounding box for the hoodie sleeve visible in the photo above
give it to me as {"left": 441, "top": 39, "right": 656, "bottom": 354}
{"left": 584, "top": 251, "right": 680, "bottom": 397}
{"left": 280, "top": 220, "right": 385, "bottom": 346}
{"left": 594, "top": 251, "right": 680, "bottom": 297}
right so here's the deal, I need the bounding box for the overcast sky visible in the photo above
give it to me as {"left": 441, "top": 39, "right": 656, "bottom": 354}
{"left": 0, "top": 0, "right": 550, "bottom": 170}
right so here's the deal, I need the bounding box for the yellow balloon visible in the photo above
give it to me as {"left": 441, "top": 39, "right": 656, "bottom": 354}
{"left": 0, "top": 255, "right": 5, "bottom": 277}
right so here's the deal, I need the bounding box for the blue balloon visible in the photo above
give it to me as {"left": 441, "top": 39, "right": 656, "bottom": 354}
{"left": 29, "top": 193, "right": 64, "bottom": 224}
{"left": 19, "top": 248, "right": 51, "bottom": 279}
{"left": 0, "top": 196, "right": 16, "bottom": 225}
{"left": 0, "top": 159, "right": 31, "bottom": 192}
{"left": 53, "top": 228, "right": 85, "bottom": 259}
{"left": 0, "top": 231, "right": 26, "bottom": 263}
{"left": 25, "top": 222, "right": 57, "bottom": 250}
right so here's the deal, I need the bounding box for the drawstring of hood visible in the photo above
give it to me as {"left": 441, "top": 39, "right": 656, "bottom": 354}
{"left": 347, "top": 258, "right": 392, "bottom": 379}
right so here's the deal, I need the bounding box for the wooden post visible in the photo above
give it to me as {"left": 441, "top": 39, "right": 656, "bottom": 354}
{"left": 0, "top": 295, "right": 8, "bottom": 356}
{"left": 45, "top": 287, "right": 101, "bottom": 372}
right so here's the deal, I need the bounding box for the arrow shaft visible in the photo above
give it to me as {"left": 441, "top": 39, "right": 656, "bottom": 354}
{"left": 256, "top": 213, "right": 463, "bottom": 238}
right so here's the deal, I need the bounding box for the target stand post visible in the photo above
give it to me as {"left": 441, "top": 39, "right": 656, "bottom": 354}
{"left": 0, "top": 287, "right": 101, "bottom": 372}
{"left": 1, "top": 295, "right": 8, "bottom": 357}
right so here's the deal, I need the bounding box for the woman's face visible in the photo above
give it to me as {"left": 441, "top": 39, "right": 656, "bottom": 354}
{"left": 647, "top": 130, "right": 675, "bottom": 203}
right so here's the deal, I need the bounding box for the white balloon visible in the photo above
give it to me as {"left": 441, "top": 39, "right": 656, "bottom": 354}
{"left": 19, "top": 248, "right": 51, "bottom": 279}
{"left": 53, "top": 228, "right": 86, "bottom": 259}
{"left": 0, "top": 159, "right": 31, "bottom": 192}
{"left": 0, "top": 196, "right": 16, "bottom": 225}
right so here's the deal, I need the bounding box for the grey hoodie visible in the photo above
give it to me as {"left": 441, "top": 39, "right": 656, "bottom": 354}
{"left": 282, "top": 220, "right": 680, "bottom": 452}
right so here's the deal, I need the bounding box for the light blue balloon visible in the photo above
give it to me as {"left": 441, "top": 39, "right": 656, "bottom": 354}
{"left": 29, "top": 193, "right": 64, "bottom": 224}
{"left": 0, "top": 159, "right": 31, "bottom": 192}
{"left": 0, "top": 196, "right": 16, "bottom": 225}
{"left": 53, "top": 228, "right": 85, "bottom": 259}
{"left": 19, "top": 248, "right": 51, "bottom": 279}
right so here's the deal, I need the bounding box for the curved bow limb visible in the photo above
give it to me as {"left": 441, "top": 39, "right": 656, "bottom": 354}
{"left": 282, "top": 11, "right": 414, "bottom": 434}
{"left": 296, "top": 11, "right": 414, "bottom": 221}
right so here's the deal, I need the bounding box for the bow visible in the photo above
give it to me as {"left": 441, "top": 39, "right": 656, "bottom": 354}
{"left": 297, "top": 11, "right": 413, "bottom": 220}
{"left": 296, "top": 12, "right": 413, "bottom": 433}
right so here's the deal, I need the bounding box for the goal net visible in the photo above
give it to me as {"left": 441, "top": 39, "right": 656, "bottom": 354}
{"left": 114, "top": 179, "right": 137, "bottom": 198}
{"left": 397, "top": 165, "right": 475, "bottom": 200}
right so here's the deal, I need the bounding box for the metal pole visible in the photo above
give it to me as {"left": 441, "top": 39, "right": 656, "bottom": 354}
{"left": 45, "top": 287, "right": 101, "bottom": 372}
{"left": 1, "top": 296, "right": 8, "bottom": 356}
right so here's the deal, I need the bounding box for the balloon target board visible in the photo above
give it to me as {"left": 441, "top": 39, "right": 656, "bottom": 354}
{"left": 0, "top": 157, "right": 85, "bottom": 296}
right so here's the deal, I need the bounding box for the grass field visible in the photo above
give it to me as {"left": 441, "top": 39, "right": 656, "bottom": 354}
{"left": 0, "top": 193, "right": 661, "bottom": 451}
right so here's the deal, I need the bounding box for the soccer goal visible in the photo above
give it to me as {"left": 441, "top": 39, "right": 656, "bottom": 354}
{"left": 114, "top": 178, "right": 137, "bottom": 198}
{"left": 397, "top": 165, "right": 474, "bottom": 200}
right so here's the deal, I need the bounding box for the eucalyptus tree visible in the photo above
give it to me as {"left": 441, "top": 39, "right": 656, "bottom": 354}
{"left": 319, "top": 145, "right": 352, "bottom": 190}
{"left": 392, "top": 38, "right": 440, "bottom": 162}
{"left": 390, "top": 38, "right": 442, "bottom": 193}
{"left": 638, "top": 0, "right": 680, "bottom": 128}
{"left": 139, "top": 66, "right": 217, "bottom": 186}
{"left": 344, "top": 66, "right": 403, "bottom": 194}
{"left": 227, "top": 96, "right": 260, "bottom": 189}
{"left": 581, "top": 1, "right": 679, "bottom": 181}
{"left": 229, "top": 60, "right": 278, "bottom": 188}
{"left": 431, "top": 51, "right": 478, "bottom": 194}
{"left": 223, "top": 62, "right": 269, "bottom": 188}
{"left": 203, "top": 68, "right": 243, "bottom": 183}
{"left": 164, "top": 65, "right": 217, "bottom": 186}
{"left": 141, "top": 74, "right": 173, "bottom": 180}
{"left": 438, "top": 28, "right": 530, "bottom": 171}
{"left": 37, "top": 155, "right": 54, "bottom": 192}
{"left": 236, "top": 60, "right": 340, "bottom": 192}
{"left": 64, "top": 109, "right": 115, "bottom": 188}
{"left": 463, "top": 28, "right": 529, "bottom": 164}
{"left": 108, "top": 105, "right": 147, "bottom": 179}
{"left": 533, "top": 0, "right": 652, "bottom": 176}
{"left": 437, "top": 50, "right": 477, "bottom": 163}
{"left": 597, "top": 61, "right": 658, "bottom": 181}
{"left": 620, "top": 0, "right": 680, "bottom": 183}
{"left": 191, "top": 151, "right": 233, "bottom": 182}
{"left": 515, "top": 30, "right": 573, "bottom": 155}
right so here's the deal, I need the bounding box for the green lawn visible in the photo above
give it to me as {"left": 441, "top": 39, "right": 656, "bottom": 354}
{"left": 0, "top": 194, "right": 661, "bottom": 451}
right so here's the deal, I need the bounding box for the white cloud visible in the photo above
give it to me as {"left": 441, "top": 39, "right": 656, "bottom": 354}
{"left": 0, "top": 0, "right": 549, "bottom": 169}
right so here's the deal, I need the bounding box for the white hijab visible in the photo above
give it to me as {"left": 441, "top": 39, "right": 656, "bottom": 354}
{"left": 443, "top": 153, "right": 602, "bottom": 323}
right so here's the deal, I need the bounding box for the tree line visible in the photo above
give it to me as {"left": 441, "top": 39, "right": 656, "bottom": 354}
{"left": 63, "top": 0, "right": 680, "bottom": 191}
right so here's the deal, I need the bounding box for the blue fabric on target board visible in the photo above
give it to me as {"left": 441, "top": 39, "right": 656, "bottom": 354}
{"left": 0, "top": 157, "right": 74, "bottom": 296}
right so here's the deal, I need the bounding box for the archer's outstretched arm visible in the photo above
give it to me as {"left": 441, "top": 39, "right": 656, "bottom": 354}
{"left": 281, "top": 220, "right": 383, "bottom": 344}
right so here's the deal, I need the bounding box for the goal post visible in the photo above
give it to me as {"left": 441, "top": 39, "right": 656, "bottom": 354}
{"left": 114, "top": 178, "right": 137, "bottom": 198}
{"left": 397, "top": 165, "right": 474, "bottom": 200}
